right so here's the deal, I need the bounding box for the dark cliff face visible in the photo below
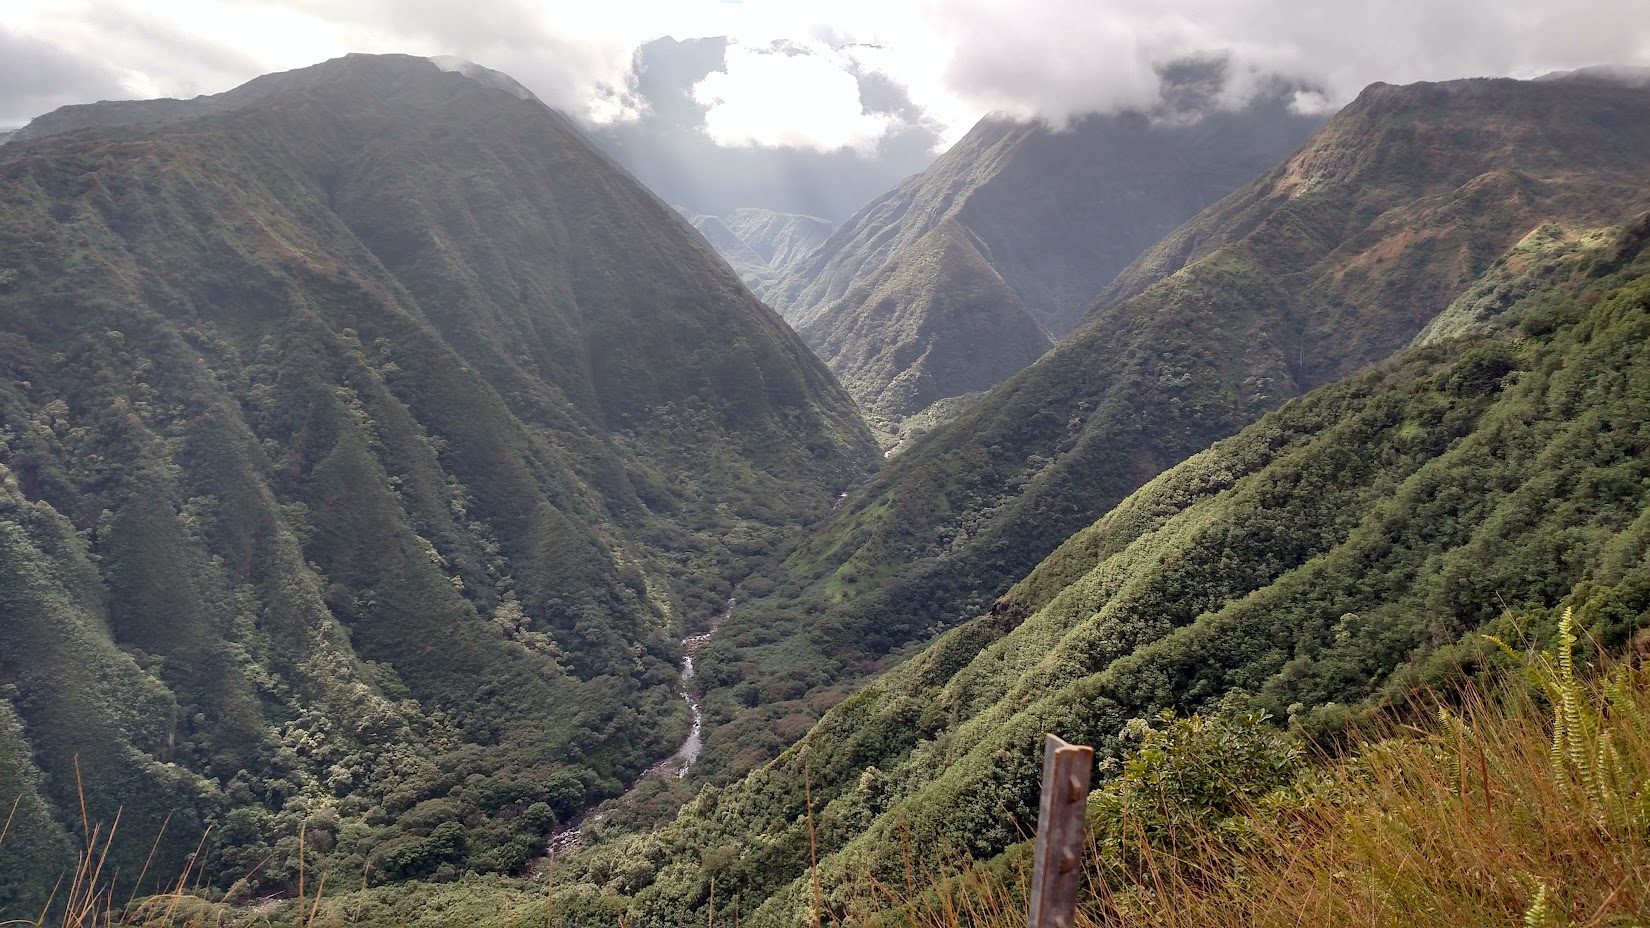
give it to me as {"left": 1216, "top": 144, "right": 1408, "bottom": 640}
{"left": 0, "top": 52, "right": 874, "bottom": 908}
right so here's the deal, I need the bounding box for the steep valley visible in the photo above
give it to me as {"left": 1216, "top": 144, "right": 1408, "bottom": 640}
{"left": 2, "top": 50, "right": 1650, "bottom": 928}
{"left": 695, "top": 75, "right": 1650, "bottom": 756}
{"left": 568, "top": 203, "right": 1650, "bottom": 928}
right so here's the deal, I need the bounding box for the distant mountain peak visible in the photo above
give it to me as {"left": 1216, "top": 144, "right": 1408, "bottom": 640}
{"left": 425, "top": 55, "right": 539, "bottom": 102}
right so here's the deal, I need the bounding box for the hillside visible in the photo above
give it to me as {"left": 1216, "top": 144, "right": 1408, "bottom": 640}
{"left": 561, "top": 210, "right": 1650, "bottom": 927}
{"left": 689, "top": 213, "right": 777, "bottom": 290}
{"left": 696, "top": 75, "right": 1650, "bottom": 744}
{"left": 0, "top": 53, "right": 874, "bottom": 913}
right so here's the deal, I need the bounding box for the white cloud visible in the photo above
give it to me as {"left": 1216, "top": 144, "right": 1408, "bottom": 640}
{"left": 693, "top": 41, "right": 894, "bottom": 152}
{"left": 3, "top": 0, "right": 1649, "bottom": 144}
{"left": 906, "top": 0, "right": 1650, "bottom": 127}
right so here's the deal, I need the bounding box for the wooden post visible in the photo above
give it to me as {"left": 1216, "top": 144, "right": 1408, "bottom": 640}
{"left": 1029, "top": 734, "right": 1093, "bottom": 928}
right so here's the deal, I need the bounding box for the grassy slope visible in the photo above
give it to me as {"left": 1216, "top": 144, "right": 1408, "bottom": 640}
{"left": 865, "top": 633, "right": 1650, "bottom": 928}
{"left": 558, "top": 211, "right": 1650, "bottom": 926}
{"left": 0, "top": 53, "right": 873, "bottom": 913}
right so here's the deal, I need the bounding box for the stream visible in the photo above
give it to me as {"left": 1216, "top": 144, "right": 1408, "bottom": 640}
{"left": 545, "top": 596, "right": 734, "bottom": 857}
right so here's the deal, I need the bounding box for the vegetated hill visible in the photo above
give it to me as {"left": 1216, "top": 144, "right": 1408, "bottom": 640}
{"left": 691, "top": 208, "right": 838, "bottom": 298}
{"left": 769, "top": 87, "right": 1322, "bottom": 437}
{"left": 0, "top": 53, "right": 874, "bottom": 913}
{"left": 696, "top": 74, "right": 1650, "bottom": 742}
{"left": 559, "top": 211, "right": 1650, "bottom": 928}
{"left": 798, "top": 217, "right": 1054, "bottom": 426}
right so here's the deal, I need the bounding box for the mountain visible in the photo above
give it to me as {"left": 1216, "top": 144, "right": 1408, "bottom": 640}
{"left": 560, "top": 209, "right": 1650, "bottom": 928}
{"left": 710, "top": 74, "right": 1650, "bottom": 711}
{"left": 690, "top": 208, "right": 837, "bottom": 297}
{"left": 690, "top": 213, "right": 776, "bottom": 290}
{"left": 770, "top": 91, "right": 1324, "bottom": 435}
{"left": 0, "top": 52, "right": 874, "bottom": 912}
{"left": 798, "top": 217, "right": 1054, "bottom": 426}
{"left": 721, "top": 208, "right": 837, "bottom": 274}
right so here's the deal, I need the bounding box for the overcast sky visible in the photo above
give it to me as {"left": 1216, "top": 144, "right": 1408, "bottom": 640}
{"left": 5, "top": 1, "right": 1649, "bottom": 213}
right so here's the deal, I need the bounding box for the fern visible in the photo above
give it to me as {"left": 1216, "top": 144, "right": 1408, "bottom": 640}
{"left": 1522, "top": 883, "right": 1549, "bottom": 928}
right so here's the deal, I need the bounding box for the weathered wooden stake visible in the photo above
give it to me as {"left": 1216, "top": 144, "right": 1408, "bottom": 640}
{"left": 1028, "top": 733, "right": 1093, "bottom": 928}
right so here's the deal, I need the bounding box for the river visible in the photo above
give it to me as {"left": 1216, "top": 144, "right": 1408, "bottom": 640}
{"left": 545, "top": 597, "right": 734, "bottom": 856}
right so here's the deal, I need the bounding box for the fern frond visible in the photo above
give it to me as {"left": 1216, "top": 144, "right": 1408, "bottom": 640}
{"left": 1523, "top": 883, "right": 1549, "bottom": 928}
{"left": 1482, "top": 633, "right": 1525, "bottom": 664}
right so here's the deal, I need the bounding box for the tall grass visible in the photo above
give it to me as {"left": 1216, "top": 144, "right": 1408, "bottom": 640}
{"left": 860, "top": 613, "right": 1650, "bottom": 928}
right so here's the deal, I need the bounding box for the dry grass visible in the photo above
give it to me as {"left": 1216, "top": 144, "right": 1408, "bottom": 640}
{"left": 856, "top": 614, "right": 1650, "bottom": 928}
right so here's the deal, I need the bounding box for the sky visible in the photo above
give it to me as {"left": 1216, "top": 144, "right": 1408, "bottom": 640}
{"left": 4, "top": 1, "right": 1649, "bottom": 216}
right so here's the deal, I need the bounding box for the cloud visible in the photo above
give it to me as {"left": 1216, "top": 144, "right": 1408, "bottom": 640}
{"left": 0, "top": 26, "right": 129, "bottom": 125}
{"left": 693, "top": 41, "right": 894, "bottom": 152}
{"left": 906, "top": 0, "right": 1650, "bottom": 126}
{"left": 593, "top": 37, "right": 942, "bottom": 220}
{"left": 2, "top": 0, "right": 1648, "bottom": 148}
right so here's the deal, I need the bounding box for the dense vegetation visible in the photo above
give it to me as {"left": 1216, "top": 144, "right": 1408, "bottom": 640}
{"left": 10, "top": 613, "right": 1645, "bottom": 928}
{"left": 686, "top": 76, "right": 1650, "bottom": 769}
{"left": 5, "top": 55, "right": 1650, "bottom": 928}
{"left": 0, "top": 53, "right": 874, "bottom": 915}
{"left": 555, "top": 210, "right": 1650, "bottom": 926}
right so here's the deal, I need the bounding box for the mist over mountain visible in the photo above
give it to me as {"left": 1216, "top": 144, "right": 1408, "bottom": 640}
{"left": 0, "top": 52, "right": 873, "bottom": 909}
{"left": 690, "top": 207, "right": 837, "bottom": 296}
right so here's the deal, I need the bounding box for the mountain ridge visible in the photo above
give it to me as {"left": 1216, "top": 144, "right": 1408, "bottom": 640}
{"left": 569, "top": 208, "right": 1650, "bottom": 928}
{"left": 0, "top": 52, "right": 873, "bottom": 910}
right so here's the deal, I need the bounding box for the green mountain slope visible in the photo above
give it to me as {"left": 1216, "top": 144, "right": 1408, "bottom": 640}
{"left": 564, "top": 211, "right": 1650, "bottom": 928}
{"left": 798, "top": 218, "right": 1053, "bottom": 427}
{"left": 731, "top": 75, "right": 1650, "bottom": 710}
{"left": 768, "top": 92, "right": 1321, "bottom": 436}
{"left": 771, "top": 99, "right": 1323, "bottom": 338}
{"left": 0, "top": 52, "right": 873, "bottom": 913}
